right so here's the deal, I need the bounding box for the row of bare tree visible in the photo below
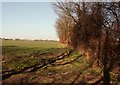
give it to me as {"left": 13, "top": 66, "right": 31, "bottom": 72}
{"left": 53, "top": 1, "right": 120, "bottom": 85}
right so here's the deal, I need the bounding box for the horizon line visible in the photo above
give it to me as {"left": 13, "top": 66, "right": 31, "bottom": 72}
{"left": 0, "top": 37, "right": 59, "bottom": 41}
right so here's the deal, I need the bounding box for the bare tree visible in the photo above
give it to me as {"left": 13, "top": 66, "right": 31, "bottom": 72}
{"left": 55, "top": 15, "right": 74, "bottom": 45}
{"left": 53, "top": 1, "right": 120, "bottom": 84}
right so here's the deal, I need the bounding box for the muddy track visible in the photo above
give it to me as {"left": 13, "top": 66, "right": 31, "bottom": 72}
{"left": 2, "top": 49, "right": 74, "bottom": 80}
{"left": 52, "top": 54, "right": 82, "bottom": 66}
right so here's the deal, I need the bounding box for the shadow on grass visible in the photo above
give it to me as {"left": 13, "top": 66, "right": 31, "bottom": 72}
{"left": 2, "top": 49, "right": 73, "bottom": 80}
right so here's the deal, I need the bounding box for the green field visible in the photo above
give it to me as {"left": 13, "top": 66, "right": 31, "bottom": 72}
{"left": 2, "top": 40, "right": 66, "bottom": 56}
{"left": 1, "top": 40, "right": 119, "bottom": 84}
{"left": 2, "top": 40, "right": 59, "bottom": 48}
{"left": 2, "top": 40, "right": 69, "bottom": 72}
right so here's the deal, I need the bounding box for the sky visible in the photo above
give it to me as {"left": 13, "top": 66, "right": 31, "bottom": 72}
{"left": 1, "top": 0, "right": 119, "bottom": 40}
{"left": 2, "top": 2, "right": 58, "bottom": 40}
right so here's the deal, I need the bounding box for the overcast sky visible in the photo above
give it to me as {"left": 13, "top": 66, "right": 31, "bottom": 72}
{"left": 2, "top": 2, "right": 58, "bottom": 40}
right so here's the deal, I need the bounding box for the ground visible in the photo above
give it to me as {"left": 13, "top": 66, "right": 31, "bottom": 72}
{"left": 1, "top": 40, "right": 120, "bottom": 85}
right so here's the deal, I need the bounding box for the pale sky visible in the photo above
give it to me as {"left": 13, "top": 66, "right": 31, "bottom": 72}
{"left": 2, "top": 2, "right": 58, "bottom": 40}
{"left": 1, "top": 0, "right": 118, "bottom": 40}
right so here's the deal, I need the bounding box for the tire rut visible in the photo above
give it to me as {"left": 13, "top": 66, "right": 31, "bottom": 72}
{"left": 2, "top": 49, "right": 74, "bottom": 80}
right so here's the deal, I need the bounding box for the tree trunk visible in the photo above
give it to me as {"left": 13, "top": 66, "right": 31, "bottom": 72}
{"left": 103, "top": 29, "right": 110, "bottom": 85}
{"left": 103, "top": 67, "right": 110, "bottom": 85}
{"left": 97, "top": 28, "right": 102, "bottom": 66}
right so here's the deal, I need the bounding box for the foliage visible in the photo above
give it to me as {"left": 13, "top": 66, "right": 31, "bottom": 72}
{"left": 53, "top": 1, "right": 120, "bottom": 84}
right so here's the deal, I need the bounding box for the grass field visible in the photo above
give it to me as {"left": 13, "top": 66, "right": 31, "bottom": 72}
{"left": 2, "top": 40, "right": 59, "bottom": 48}
{"left": 2, "top": 40, "right": 68, "bottom": 72}
{"left": 1, "top": 40, "right": 120, "bottom": 84}
{"left": 2, "top": 40, "right": 66, "bottom": 56}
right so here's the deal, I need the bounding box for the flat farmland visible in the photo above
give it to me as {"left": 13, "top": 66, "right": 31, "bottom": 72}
{"left": 1, "top": 40, "right": 119, "bottom": 84}
{"left": 2, "top": 40, "right": 65, "bottom": 56}
{"left": 2, "top": 40, "right": 60, "bottom": 48}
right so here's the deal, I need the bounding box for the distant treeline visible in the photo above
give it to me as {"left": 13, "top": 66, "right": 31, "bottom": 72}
{"left": 0, "top": 38, "right": 57, "bottom": 42}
